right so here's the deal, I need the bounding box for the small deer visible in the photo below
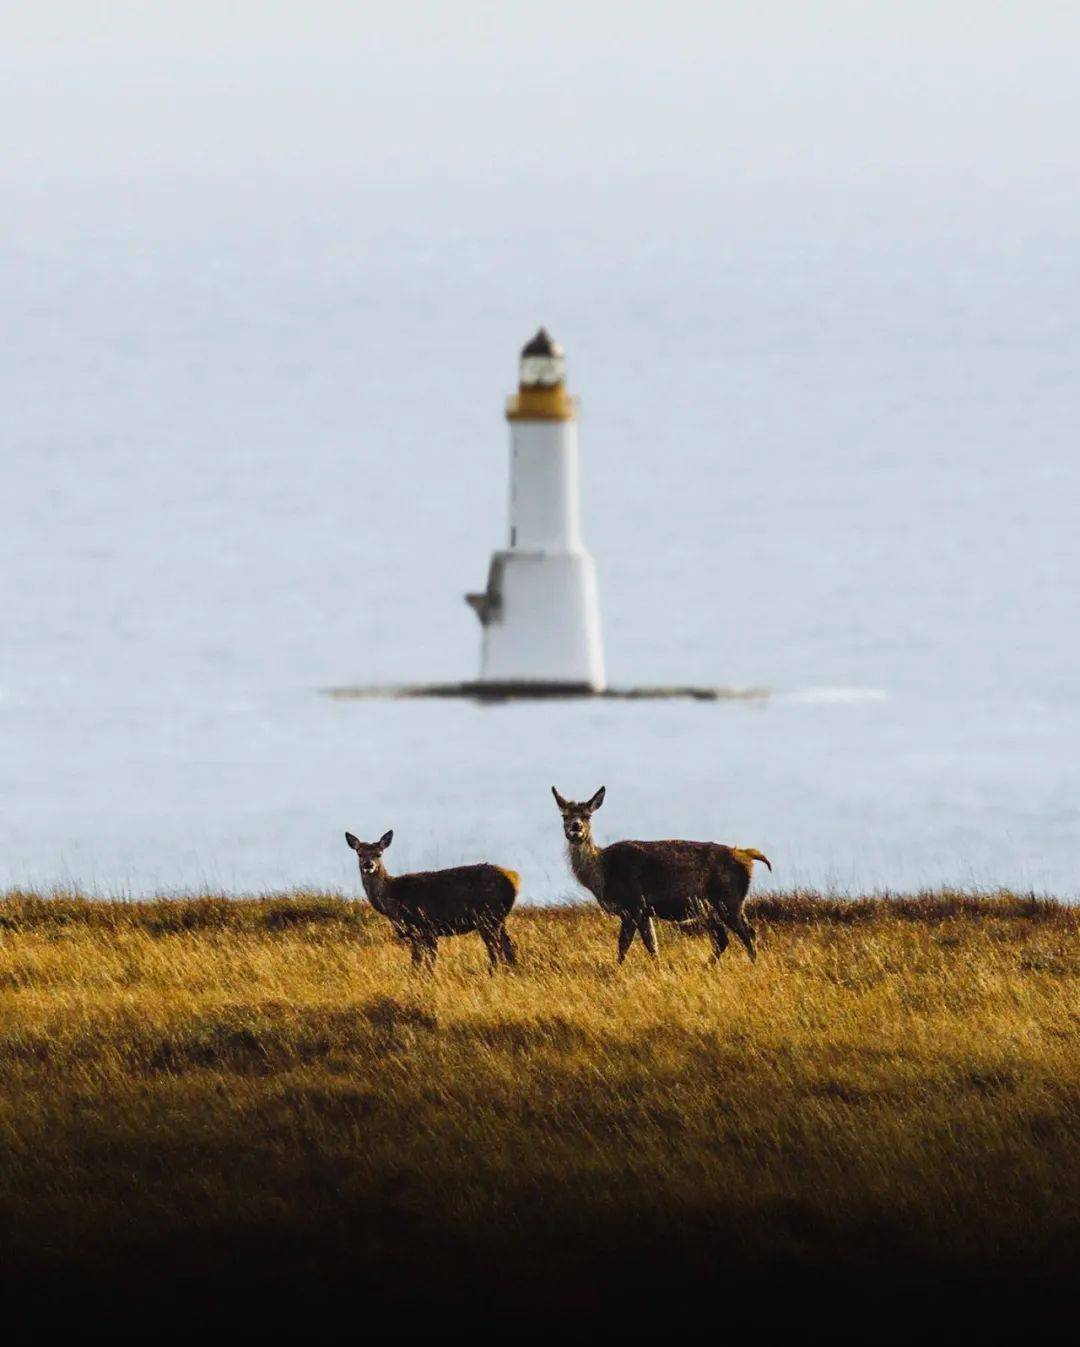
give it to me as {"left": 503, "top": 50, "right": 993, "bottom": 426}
{"left": 551, "top": 786, "right": 771, "bottom": 965}
{"left": 344, "top": 829, "right": 519, "bottom": 972}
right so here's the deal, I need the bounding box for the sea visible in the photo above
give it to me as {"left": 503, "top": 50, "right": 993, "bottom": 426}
{"left": 2, "top": 21, "right": 1077, "bottom": 897}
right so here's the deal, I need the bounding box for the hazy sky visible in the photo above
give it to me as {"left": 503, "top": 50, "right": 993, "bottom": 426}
{"left": 5, "top": 2, "right": 1079, "bottom": 60}
{"left": 7, "top": 3, "right": 1078, "bottom": 232}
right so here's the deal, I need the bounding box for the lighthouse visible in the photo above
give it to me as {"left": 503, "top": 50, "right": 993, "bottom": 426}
{"left": 466, "top": 329, "right": 606, "bottom": 692}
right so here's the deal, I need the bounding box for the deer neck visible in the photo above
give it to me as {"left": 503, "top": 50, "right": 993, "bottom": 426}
{"left": 360, "top": 864, "right": 395, "bottom": 914}
{"left": 568, "top": 835, "right": 604, "bottom": 899}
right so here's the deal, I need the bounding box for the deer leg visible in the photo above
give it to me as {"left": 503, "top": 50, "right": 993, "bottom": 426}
{"left": 410, "top": 933, "right": 438, "bottom": 973}
{"left": 617, "top": 915, "right": 636, "bottom": 964}
{"left": 479, "top": 928, "right": 501, "bottom": 975}
{"left": 707, "top": 920, "right": 730, "bottom": 964}
{"left": 637, "top": 912, "right": 658, "bottom": 957}
{"left": 498, "top": 925, "right": 518, "bottom": 968}
{"left": 731, "top": 911, "right": 757, "bottom": 962}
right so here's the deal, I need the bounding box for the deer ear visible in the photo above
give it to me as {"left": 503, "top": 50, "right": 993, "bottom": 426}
{"left": 378, "top": 830, "right": 394, "bottom": 850}
{"left": 552, "top": 786, "right": 569, "bottom": 810}
{"left": 587, "top": 786, "right": 606, "bottom": 811}
{"left": 345, "top": 832, "right": 361, "bottom": 851}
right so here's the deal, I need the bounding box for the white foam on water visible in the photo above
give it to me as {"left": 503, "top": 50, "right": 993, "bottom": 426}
{"left": 778, "top": 688, "right": 891, "bottom": 706}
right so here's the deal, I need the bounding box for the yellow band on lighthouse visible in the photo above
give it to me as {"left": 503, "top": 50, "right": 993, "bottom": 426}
{"left": 505, "top": 385, "right": 576, "bottom": 421}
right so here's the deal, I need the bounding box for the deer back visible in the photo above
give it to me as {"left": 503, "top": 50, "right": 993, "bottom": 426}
{"left": 386, "top": 863, "right": 518, "bottom": 936}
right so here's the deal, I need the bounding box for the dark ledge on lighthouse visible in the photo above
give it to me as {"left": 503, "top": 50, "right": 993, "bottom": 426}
{"left": 323, "top": 682, "right": 768, "bottom": 704}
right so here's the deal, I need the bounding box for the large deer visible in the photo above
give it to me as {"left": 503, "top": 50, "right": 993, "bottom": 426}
{"left": 345, "top": 830, "right": 519, "bottom": 972}
{"left": 551, "top": 787, "right": 770, "bottom": 965}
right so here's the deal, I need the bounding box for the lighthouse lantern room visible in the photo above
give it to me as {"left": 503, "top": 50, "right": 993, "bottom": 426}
{"left": 466, "top": 329, "right": 606, "bottom": 691}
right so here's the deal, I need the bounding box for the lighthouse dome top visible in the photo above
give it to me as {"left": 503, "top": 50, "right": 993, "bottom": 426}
{"left": 519, "top": 327, "right": 566, "bottom": 388}
{"left": 521, "top": 327, "right": 562, "bottom": 359}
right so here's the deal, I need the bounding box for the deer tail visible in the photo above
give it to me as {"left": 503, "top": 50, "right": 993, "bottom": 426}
{"left": 733, "top": 848, "right": 772, "bottom": 873}
{"left": 496, "top": 867, "right": 521, "bottom": 894}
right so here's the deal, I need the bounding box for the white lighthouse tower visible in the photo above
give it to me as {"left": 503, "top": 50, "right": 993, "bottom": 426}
{"left": 467, "top": 329, "right": 606, "bottom": 692}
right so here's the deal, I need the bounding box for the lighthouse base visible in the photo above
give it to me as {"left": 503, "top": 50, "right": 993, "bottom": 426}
{"left": 324, "top": 683, "right": 769, "bottom": 703}
{"left": 468, "top": 549, "right": 606, "bottom": 691}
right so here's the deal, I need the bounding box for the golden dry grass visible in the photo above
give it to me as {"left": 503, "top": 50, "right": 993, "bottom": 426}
{"left": 0, "top": 890, "right": 1077, "bottom": 1319}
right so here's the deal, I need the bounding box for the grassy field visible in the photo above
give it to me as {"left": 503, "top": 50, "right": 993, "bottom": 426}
{"left": 0, "top": 890, "right": 1077, "bottom": 1320}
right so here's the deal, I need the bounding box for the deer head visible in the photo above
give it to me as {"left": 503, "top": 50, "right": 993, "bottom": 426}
{"left": 345, "top": 829, "right": 394, "bottom": 876}
{"left": 551, "top": 786, "right": 605, "bottom": 844}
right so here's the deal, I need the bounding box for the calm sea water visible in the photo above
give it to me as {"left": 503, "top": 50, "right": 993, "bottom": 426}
{"left": 2, "top": 39, "right": 1078, "bottom": 897}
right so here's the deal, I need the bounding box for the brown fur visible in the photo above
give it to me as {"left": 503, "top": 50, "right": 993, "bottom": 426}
{"left": 551, "top": 786, "right": 770, "bottom": 964}
{"left": 345, "top": 830, "right": 519, "bottom": 972}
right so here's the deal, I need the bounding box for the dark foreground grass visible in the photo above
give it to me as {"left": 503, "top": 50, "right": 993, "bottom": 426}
{"left": 0, "top": 891, "right": 1077, "bottom": 1322}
